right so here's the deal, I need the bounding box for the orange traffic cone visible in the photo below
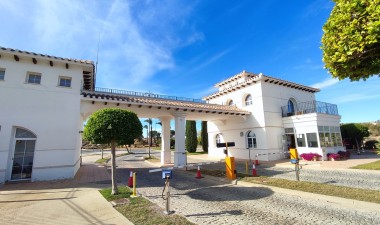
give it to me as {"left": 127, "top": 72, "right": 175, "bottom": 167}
{"left": 195, "top": 166, "right": 203, "bottom": 179}
{"left": 252, "top": 164, "right": 258, "bottom": 177}
{"left": 127, "top": 171, "right": 133, "bottom": 187}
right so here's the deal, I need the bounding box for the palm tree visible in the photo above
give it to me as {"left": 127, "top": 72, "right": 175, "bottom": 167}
{"left": 144, "top": 118, "right": 152, "bottom": 158}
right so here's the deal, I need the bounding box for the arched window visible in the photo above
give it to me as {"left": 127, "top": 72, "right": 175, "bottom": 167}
{"left": 245, "top": 94, "right": 252, "bottom": 106}
{"left": 228, "top": 100, "right": 234, "bottom": 106}
{"left": 216, "top": 133, "right": 222, "bottom": 145}
{"left": 247, "top": 131, "right": 257, "bottom": 148}
{"left": 287, "top": 99, "right": 296, "bottom": 115}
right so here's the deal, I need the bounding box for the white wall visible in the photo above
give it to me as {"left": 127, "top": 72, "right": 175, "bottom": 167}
{"left": 0, "top": 53, "right": 91, "bottom": 183}
{"left": 206, "top": 76, "right": 340, "bottom": 161}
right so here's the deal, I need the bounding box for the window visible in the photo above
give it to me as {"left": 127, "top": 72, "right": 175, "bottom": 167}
{"left": 296, "top": 134, "right": 306, "bottom": 147}
{"left": 288, "top": 99, "right": 295, "bottom": 113}
{"left": 27, "top": 73, "right": 41, "bottom": 84}
{"left": 0, "top": 69, "right": 5, "bottom": 80}
{"left": 306, "top": 133, "right": 318, "bottom": 148}
{"left": 245, "top": 94, "right": 252, "bottom": 106}
{"left": 59, "top": 77, "right": 72, "bottom": 87}
{"left": 216, "top": 134, "right": 222, "bottom": 145}
{"left": 247, "top": 131, "right": 257, "bottom": 148}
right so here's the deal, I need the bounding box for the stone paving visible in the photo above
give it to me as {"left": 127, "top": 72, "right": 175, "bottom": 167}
{"left": 113, "top": 150, "right": 380, "bottom": 225}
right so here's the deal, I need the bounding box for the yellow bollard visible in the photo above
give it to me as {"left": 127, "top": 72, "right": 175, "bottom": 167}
{"left": 131, "top": 172, "right": 137, "bottom": 198}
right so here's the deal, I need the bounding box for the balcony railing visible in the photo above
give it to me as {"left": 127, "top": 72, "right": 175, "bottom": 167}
{"left": 92, "top": 87, "right": 206, "bottom": 103}
{"left": 281, "top": 100, "right": 339, "bottom": 117}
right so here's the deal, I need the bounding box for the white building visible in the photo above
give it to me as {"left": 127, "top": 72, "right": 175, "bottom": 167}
{"left": 0, "top": 47, "right": 94, "bottom": 183}
{"left": 0, "top": 47, "right": 343, "bottom": 184}
{"left": 204, "top": 71, "right": 344, "bottom": 161}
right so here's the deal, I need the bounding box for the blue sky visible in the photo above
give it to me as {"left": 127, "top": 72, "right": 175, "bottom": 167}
{"left": 1, "top": 0, "right": 379, "bottom": 128}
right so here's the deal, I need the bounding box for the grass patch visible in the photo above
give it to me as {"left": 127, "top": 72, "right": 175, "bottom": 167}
{"left": 350, "top": 160, "right": 380, "bottom": 170}
{"left": 100, "top": 187, "right": 194, "bottom": 225}
{"left": 95, "top": 158, "right": 109, "bottom": 164}
{"left": 190, "top": 169, "right": 380, "bottom": 204}
{"left": 99, "top": 186, "right": 132, "bottom": 201}
{"left": 187, "top": 151, "right": 207, "bottom": 155}
{"left": 95, "top": 152, "right": 131, "bottom": 165}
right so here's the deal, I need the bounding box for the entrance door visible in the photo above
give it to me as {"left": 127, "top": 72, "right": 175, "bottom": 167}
{"left": 11, "top": 128, "right": 36, "bottom": 180}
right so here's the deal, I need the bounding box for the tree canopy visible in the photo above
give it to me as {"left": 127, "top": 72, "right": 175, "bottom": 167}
{"left": 84, "top": 108, "right": 142, "bottom": 145}
{"left": 340, "top": 123, "right": 369, "bottom": 148}
{"left": 321, "top": 0, "right": 380, "bottom": 81}
{"left": 185, "top": 120, "right": 197, "bottom": 153}
{"left": 83, "top": 108, "right": 142, "bottom": 194}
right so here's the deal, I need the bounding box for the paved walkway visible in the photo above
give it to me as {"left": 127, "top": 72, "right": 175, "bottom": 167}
{"left": 0, "top": 153, "right": 133, "bottom": 225}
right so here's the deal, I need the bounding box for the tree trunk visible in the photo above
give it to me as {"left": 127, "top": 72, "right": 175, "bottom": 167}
{"left": 111, "top": 140, "right": 118, "bottom": 195}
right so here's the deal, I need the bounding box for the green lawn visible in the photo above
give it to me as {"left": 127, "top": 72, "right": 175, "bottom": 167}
{"left": 350, "top": 160, "right": 380, "bottom": 170}
{"left": 99, "top": 187, "right": 194, "bottom": 225}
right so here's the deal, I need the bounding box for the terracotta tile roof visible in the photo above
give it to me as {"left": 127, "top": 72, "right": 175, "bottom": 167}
{"left": 214, "top": 70, "right": 258, "bottom": 87}
{"left": 204, "top": 72, "right": 319, "bottom": 100}
{"left": 81, "top": 90, "right": 250, "bottom": 115}
{"left": 0, "top": 46, "right": 94, "bottom": 65}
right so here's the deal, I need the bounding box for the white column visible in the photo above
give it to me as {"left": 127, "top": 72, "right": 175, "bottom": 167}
{"left": 173, "top": 112, "right": 187, "bottom": 167}
{"left": 160, "top": 116, "right": 171, "bottom": 165}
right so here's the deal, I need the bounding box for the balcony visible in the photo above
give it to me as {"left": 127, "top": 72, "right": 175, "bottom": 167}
{"left": 281, "top": 100, "right": 339, "bottom": 117}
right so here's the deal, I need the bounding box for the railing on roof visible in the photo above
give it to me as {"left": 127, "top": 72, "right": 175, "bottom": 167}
{"left": 93, "top": 87, "right": 206, "bottom": 103}
{"left": 281, "top": 100, "right": 339, "bottom": 117}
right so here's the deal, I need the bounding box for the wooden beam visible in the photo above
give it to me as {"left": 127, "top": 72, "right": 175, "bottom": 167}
{"left": 128, "top": 104, "right": 131, "bottom": 107}
{"left": 91, "top": 101, "right": 95, "bottom": 104}
{"left": 65, "top": 63, "right": 69, "bottom": 69}
{"left": 116, "top": 103, "right": 120, "bottom": 106}
{"left": 14, "top": 55, "right": 19, "bottom": 61}
{"left": 50, "top": 61, "right": 53, "bottom": 67}
{"left": 148, "top": 106, "right": 152, "bottom": 108}
{"left": 158, "top": 106, "right": 162, "bottom": 109}
{"left": 104, "top": 102, "right": 107, "bottom": 105}
{"left": 32, "top": 58, "right": 37, "bottom": 64}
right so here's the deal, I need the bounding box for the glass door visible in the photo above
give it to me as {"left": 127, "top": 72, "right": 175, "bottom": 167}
{"left": 11, "top": 128, "right": 36, "bottom": 180}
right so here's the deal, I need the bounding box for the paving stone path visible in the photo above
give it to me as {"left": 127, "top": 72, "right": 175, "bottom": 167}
{"left": 114, "top": 154, "right": 380, "bottom": 225}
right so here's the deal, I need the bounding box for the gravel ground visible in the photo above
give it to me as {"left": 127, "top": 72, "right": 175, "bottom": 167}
{"left": 200, "top": 162, "right": 380, "bottom": 191}
{"left": 114, "top": 154, "right": 380, "bottom": 225}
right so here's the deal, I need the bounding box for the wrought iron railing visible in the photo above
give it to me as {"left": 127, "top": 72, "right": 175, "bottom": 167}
{"left": 281, "top": 100, "right": 339, "bottom": 117}
{"left": 92, "top": 87, "right": 206, "bottom": 103}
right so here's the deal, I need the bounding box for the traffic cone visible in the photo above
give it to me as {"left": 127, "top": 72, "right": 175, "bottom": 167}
{"left": 127, "top": 171, "right": 133, "bottom": 187}
{"left": 195, "top": 166, "right": 203, "bottom": 179}
{"left": 252, "top": 164, "right": 258, "bottom": 177}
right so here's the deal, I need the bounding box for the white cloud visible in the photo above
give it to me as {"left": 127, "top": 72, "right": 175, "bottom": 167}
{"left": 333, "top": 94, "right": 380, "bottom": 104}
{"left": 0, "top": 0, "right": 202, "bottom": 90}
{"left": 311, "top": 77, "right": 339, "bottom": 89}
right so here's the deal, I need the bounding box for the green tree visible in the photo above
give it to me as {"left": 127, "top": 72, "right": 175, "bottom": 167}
{"left": 321, "top": 0, "right": 380, "bottom": 81}
{"left": 83, "top": 108, "right": 142, "bottom": 195}
{"left": 185, "top": 120, "right": 197, "bottom": 153}
{"left": 340, "top": 123, "right": 370, "bottom": 149}
{"left": 201, "top": 121, "right": 208, "bottom": 152}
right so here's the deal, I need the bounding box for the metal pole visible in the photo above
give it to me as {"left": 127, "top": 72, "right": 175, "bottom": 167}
{"left": 295, "top": 162, "right": 300, "bottom": 181}
{"left": 131, "top": 172, "right": 137, "bottom": 197}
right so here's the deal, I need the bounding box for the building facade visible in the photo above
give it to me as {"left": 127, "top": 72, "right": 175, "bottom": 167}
{"left": 204, "top": 71, "right": 344, "bottom": 161}
{"left": 0, "top": 47, "right": 344, "bottom": 184}
{"left": 0, "top": 47, "right": 94, "bottom": 183}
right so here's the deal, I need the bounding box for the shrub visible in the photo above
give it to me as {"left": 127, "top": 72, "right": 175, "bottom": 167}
{"left": 300, "top": 153, "right": 321, "bottom": 161}
{"left": 338, "top": 150, "right": 351, "bottom": 159}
